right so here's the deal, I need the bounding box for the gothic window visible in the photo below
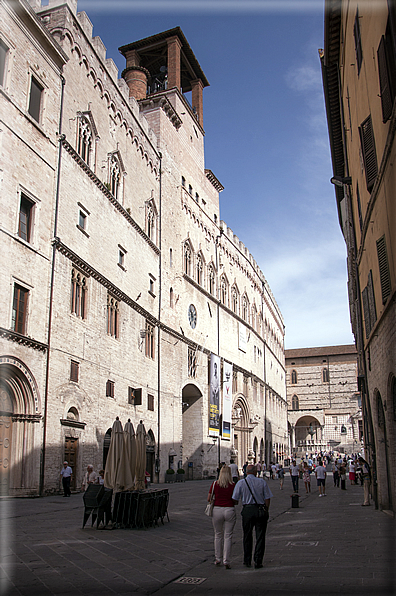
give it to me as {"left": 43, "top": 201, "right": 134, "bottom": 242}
{"left": 196, "top": 253, "right": 203, "bottom": 286}
{"left": 28, "top": 76, "right": 43, "bottom": 123}
{"left": 71, "top": 268, "right": 87, "bottom": 319}
{"left": 107, "top": 294, "right": 119, "bottom": 338}
{"left": 220, "top": 276, "right": 228, "bottom": 306}
{"left": 291, "top": 395, "right": 299, "bottom": 410}
{"left": 109, "top": 154, "right": 121, "bottom": 200}
{"left": 188, "top": 347, "right": 197, "bottom": 378}
{"left": 291, "top": 370, "right": 297, "bottom": 384}
{"left": 12, "top": 284, "right": 29, "bottom": 335}
{"left": 231, "top": 286, "right": 239, "bottom": 315}
{"left": 184, "top": 242, "right": 192, "bottom": 276}
{"left": 77, "top": 114, "right": 93, "bottom": 166}
{"left": 242, "top": 295, "right": 249, "bottom": 323}
{"left": 208, "top": 264, "right": 215, "bottom": 296}
{"left": 145, "top": 320, "right": 155, "bottom": 359}
{"left": 146, "top": 203, "right": 155, "bottom": 241}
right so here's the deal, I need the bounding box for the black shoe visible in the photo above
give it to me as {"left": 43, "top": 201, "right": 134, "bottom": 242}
{"left": 255, "top": 564, "right": 263, "bottom": 569}
{"left": 243, "top": 562, "right": 252, "bottom": 568}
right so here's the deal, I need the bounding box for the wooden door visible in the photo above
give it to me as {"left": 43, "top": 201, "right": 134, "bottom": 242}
{"left": 64, "top": 437, "right": 78, "bottom": 490}
{"left": 0, "top": 389, "right": 13, "bottom": 496}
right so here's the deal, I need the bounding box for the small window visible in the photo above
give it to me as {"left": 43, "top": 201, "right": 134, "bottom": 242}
{"left": 128, "top": 387, "right": 142, "bottom": 405}
{"left": 170, "top": 287, "right": 174, "bottom": 308}
{"left": 28, "top": 77, "right": 43, "bottom": 123}
{"left": 291, "top": 370, "right": 297, "bottom": 384}
{"left": 70, "top": 360, "right": 79, "bottom": 383}
{"left": 188, "top": 184, "right": 193, "bottom": 195}
{"left": 195, "top": 192, "right": 199, "bottom": 203}
{"left": 79, "top": 210, "right": 87, "bottom": 230}
{"left": 184, "top": 242, "right": 192, "bottom": 276}
{"left": 291, "top": 395, "right": 299, "bottom": 410}
{"left": 181, "top": 176, "right": 186, "bottom": 188}
{"left": 0, "top": 40, "right": 9, "bottom": 87}
{"left": 170, "top": 248, "right": 173, "bottom": 268}
{"left": 106, "top": 380, "right": 114, "bottom": 398}
{"left": 214, "top": 214, "right": 218, "bottom": 224}
{"left": 148, "top": 394, "right": 154, "bottom": 411}
{"left": 118, "top": 247, "right": 126, "bottom": 270}
{"left": 12, "top": 284, "right": 29, "bottom": 335}
{"left": 145, "top": 321, "right": 155, "bottom": 359}
{"left": 149, "top": 274, "right": 156, "bottom": 296}
{"left": 18, "top": 194, "right": 34, "bottom": 242}
{"left": 322, "top": 368, "right": 329, "bottom": 383}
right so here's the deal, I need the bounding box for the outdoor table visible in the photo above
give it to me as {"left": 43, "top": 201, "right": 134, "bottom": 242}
{"left": 112, "top": 488, "right": 169, "bottom": 529}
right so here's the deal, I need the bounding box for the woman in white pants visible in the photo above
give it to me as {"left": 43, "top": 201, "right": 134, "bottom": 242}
{"left": 207, "top": 465, "right": 236, "bottom": 569}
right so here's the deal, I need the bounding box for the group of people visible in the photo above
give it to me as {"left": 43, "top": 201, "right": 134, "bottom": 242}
{"left": 208, "top": 463, "right": 273, "bottom": 570}
{"left": 60, "top": 462, "right": 105, "bottom": 497}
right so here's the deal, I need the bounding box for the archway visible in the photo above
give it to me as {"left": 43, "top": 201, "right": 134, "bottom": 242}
{"left": 232, "top": 397, "right": 250, "bottom": 469}
{"left": 0, "top": 356, "right": 41, "bottom": 495}
{"left": 182, "top": 383, "right": 203, "bottom": 476}
{"left": 253, "top": 436, "right": 258, "bottom": 463}
{"left": 295, "top": 416, "right": 322, "bottom": 454}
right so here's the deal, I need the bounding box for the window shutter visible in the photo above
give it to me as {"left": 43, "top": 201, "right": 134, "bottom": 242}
{"left": 359, "top": 116, "right": 378, "bottom": 192}
{"left": 70, "top": 361, "right": 79, "bottom": 383}
{"left": 376, "top": 235, "right": 392, "bottom": 304}
{"left": 378, "top": 35, "right": 393, "bottom": 122}
{"left": 367, "top": 270, "right": 377, "bottom": 329}
{"left": 361, "top": 286, "right": 371, "bottom": 339}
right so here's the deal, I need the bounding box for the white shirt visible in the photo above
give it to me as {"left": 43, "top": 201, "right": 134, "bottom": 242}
{"left": 229, "top": 463, "right": 239, "bottom": 477}
{"left": 290, "top": 464, "right": 299, "bottom": 476}
{"left": 232, "top": 475, "right": 273, "bottom": 505}
{"left": 315, "top": 465, "right": 326, "bottom": 479}
{"left": 60, "top": 466, "right": 72, "bottom": 478}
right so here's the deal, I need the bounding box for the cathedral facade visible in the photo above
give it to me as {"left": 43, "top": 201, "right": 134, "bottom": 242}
{"left": 0, "top": 0, "right": 287, "bottom": 495}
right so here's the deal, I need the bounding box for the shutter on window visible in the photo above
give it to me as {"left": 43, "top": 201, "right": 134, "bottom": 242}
{"left": 367, "top": 270, "right": 377, "bottom": 329}
{"left": 359, "top": 116, "right": 378, "bottom": 192}
{"left": 376, "top": 235, "right": 392, "bottom": 304}
{"left": 361, "top": 286, "right": 371, "bottom": 339}
{"left": 378, "top": 36, "right": 393, "bottom": 122}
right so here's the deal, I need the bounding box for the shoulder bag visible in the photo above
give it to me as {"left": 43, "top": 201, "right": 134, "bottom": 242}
{"left": 244, "top": 478, "right": 269, "bottom": 520}
{"left": 205, "top": 482, "right": 215, "bottom": 517}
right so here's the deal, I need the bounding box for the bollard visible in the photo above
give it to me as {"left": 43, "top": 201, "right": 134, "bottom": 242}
{"left": 291, "top": 493, "right": 300, "bottom": 508}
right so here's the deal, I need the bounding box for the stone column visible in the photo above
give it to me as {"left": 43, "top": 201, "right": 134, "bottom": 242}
{"left": 167, "top": 36, "right": 182, "bottom": 90}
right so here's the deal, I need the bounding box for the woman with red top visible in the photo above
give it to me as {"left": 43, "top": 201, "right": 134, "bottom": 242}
{"left": 207, "top": 465, "right": 236, "bottom": 569}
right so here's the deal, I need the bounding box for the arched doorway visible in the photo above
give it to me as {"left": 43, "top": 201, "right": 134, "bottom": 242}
{"left": 0, "top": 356, "right": 41, "bottom": 495}
{"left": 253, "top": 436, "right": 258, "bottom": 463}
{"left": 375, "top": 390, "right": 392, "bottom": 510}
{"left": 232, "top": 397, "right": 249, "bottom": 469}
{"left": 146, "top": 429, "right": 155, "bottom": 482}
{"left": 182, "top": 383, "right": 203, "bottom": 476}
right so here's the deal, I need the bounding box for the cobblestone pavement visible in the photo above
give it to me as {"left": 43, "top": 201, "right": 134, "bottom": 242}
{"left": 0, "top": 473, "right": 394, "bottom": 596}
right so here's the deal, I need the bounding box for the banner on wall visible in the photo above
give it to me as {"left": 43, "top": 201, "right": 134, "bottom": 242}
{"left": 222, "top": 361, "right": 232, "bottom": 440}
{"left": 209, "top": 353, "right": 220, "bottom": 436}
{"left": 238, "top": 323, "right": 247, "bottom": 353}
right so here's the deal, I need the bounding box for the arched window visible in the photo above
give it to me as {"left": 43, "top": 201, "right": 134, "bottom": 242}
{"left": 146, "top": 203, "right": 155, "bottom": 241}
{"left": 291, "top": 370, "right": 297, "bottom": 385}
{"left": 322, "top": 368, "right": 329, "bottom": 383}
{"left": 196, "top": 253, "right": 203, "bottom": 286}
{"left": 231, "top": 286, "right": 239, "bottom": 314}
{"left": 110, "top": 154, "right": 121, "bottom": 200}
{"left": 184, "top": 243, "right": 192, "bottom": 276}
{"left": 71, "top": 268, "right": 87, "bottom": 319}
{"left": 242, "top": 295, "right": 249, "bottom": 323}
{"left": 208, "top": 264, "right": 215, "bottom": 296}
{"left": 291, "top": 395, "right": 299, "bottom": 410}
{"left": 67, "top": 407, "right": 79, "bottom": 421}
{"left": 77, "top": 114, "right": 93, "bottom": 166}
{"left": 377, "top": 391, "right": 385, "bottom": 428}
{"left": 107, "top": 294, "right": 119, "bottom": 338}
{"left": 220, "top": 276, "right": 228, "bottom": 306}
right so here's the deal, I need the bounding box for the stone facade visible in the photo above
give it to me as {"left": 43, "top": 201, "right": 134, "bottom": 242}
{"left": 322, "top": 0, "right": 396, "bottom": 514}
{"left": 0, "top": 0, "right": 287, "bottom": 495}
{"left": 286, "top": 346, "right": 362, "bottom": 456}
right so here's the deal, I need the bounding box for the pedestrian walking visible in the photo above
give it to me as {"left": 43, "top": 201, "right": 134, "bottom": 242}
{"left": 229, "top": 459, "right": 239, "bottom": 484}
{"left": 315, "top": 460, "right": 327, "bottom": 497}
{"left": 60, "top": 461, "right": 72, "bottom": 497}
{"left": 208, "top": 465, "right": 236, "bottom": 569}
{"left": 348, "top": 460, "right": 356, "bottom": 485}
{"left": 278, "top": 466, "right": 284, "bottom": 490}
{"left": 82, "top": 465, "right": 97, "bottom": 491}
{"left": 289, "top": 460, "right": 299, "bottom": 492}
{"left": 358, "top": 457, "right": 371, "bottom": 506}
{"left": 232, "top": 464, "right": 273, "bottom": 569}
{"left": 242, "top": 462, "right": 248, "bottom": 478}
{"left": 303, "top": 463, "right": 311, "bottom": 493}
{"left": 332, "top": 461, "right": 340, "bottom": 487}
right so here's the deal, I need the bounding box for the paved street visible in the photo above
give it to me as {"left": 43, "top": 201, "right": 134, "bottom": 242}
{"left": 0, "top": 473, "right": 395, "bottom": 596}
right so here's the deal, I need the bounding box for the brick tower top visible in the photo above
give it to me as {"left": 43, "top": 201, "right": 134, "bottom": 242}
{"left": 119, "top": 27, "right": 209, "bottom": 127}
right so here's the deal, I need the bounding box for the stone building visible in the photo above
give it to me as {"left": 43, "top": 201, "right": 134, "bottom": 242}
{"left": 321, "top": 0, "right": 396, "bottom": 514}
{"left": 0, "top": 0, "right": 287, "bottom": 495}
{"left": 286, "top": 346, "right": 362, "bottom": 456}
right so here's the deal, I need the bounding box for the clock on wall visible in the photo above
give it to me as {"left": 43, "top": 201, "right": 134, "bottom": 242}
{"left": 188, "top": 304, "right": 197, "bottom": 329}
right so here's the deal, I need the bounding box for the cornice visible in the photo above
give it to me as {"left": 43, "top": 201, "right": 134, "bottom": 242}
{"left": 0, "top": 327, "right": 48, "bottom": 352}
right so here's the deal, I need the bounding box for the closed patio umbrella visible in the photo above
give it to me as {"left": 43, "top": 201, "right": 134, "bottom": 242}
{"left": 124, "top": 419, "right": 136, "bottom": 490}
{"left": 104, "top": 417, "right": 134, "bottom": 492}
{"left": 135, "top": 420, "right": 147, "bottom": 490}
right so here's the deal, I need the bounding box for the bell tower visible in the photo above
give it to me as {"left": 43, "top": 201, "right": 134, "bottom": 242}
{"left": 119, "top": 27, "right": 209, "bottom": 128}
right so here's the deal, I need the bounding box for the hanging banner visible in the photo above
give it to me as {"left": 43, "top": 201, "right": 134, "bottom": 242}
{"left": 209, "top": 353, "right": 220, "bottom": 436}
{"left": 238, "top": 323, "right": 247, "bottom": 353}
{"left": 222, "top": 361, "right": 232, "bottom": 440}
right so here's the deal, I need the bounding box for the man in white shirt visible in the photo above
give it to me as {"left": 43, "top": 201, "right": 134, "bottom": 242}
{"left": 315, "top": 460, "right": 327, "bottom": 496}
{"left": 60, "top": 461, "right": 72, "bottom": 497}
{"left": 82, "top": 465, "right": 97, "bottom": 491}
{"left": 232, "top": 464, "right": 273, "bottom": 569}
{"left": 229, "top": 460, "right": 239, "bottom": 483}
{"left": 289, "top": 460, "right": 299, "bottom": 492}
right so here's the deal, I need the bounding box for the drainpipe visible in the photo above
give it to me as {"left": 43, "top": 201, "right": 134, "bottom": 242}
{"left": 40, "top": 74, "right": 65, "bottom": 496}
{"left": 215, "top": 230, "right": 223, "bottom": 468}
{"left": 156, "top": 153, "right": 162, "bottom": 483}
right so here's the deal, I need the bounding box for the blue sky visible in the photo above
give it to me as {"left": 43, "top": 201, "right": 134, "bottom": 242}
{"left": 78, "top": 0, "right": 355, "bottom": 350}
